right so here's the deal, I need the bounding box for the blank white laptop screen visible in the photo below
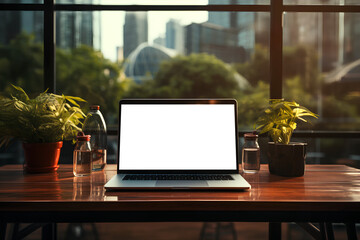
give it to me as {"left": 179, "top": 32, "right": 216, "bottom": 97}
{"left": 119, "top": 104, "right": 237, "bottom": 170}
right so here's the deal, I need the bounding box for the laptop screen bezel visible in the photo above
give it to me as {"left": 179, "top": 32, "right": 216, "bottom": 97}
{"left": 116, "top": 99, "right": 240, "bottom": 174}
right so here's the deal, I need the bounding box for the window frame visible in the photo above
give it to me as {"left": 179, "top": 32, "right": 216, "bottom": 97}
{"left": 1, "top": 0, "right": 360, "bottom": 138}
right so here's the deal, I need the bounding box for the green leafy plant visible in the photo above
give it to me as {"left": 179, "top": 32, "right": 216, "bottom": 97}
{"left": 255, "top": 99, "right": 318, "bottom": 144}
{"left": 0, "top": 85, "right": 86, "bottom": 146}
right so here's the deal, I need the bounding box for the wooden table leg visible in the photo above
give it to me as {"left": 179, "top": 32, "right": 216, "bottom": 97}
{"left": 42, "top": 223, "right": 57, "bottom": 240}
{"left": 0, "top": 222, "right": 6, "bottom": 240}
{"left": 325, "top": 222, "right": 335, "bottom": 240}
{"left": 345, "top": 222, "right": 358, "bottom": 240}
{"left": 269, "top": 222, "right": 281, "bottom": 240}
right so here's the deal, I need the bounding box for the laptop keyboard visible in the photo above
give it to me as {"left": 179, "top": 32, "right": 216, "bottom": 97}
{"left": 123, "top": 174, "right": 234, "bottom": 181}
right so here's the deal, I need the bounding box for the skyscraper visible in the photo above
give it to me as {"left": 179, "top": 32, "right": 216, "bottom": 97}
{"left": 208, "top": 0, "right": 260, "bottom": 58}
{"left": 0, "top": 0, "right": 101, "bottom": 51}
{"left": 0, "top": 0, "right": 43, "bottom": 44}
{"left": 123, "top": 12, "right": 148, "bottom": 59}
{"left": 166, "top": 19, "right": 185, "bottom": 54}
{"left": 343, "top": 12, "right": 360, "bottom": 63}
{"left": 56, "top": 0, "right": 101, "bottom": 50}
{"left": 282, "top": 0, "right": 342, "bottom": 72}
{"left": 208, "top": 0, "right": 233, "bottom": 28}
{"left": 185, "top": 22, "right": 245, "bottom": 63}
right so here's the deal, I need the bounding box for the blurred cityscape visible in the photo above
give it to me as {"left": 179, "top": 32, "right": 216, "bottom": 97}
{"left": 1, "top": 0, "right": 360, "bottom": 87}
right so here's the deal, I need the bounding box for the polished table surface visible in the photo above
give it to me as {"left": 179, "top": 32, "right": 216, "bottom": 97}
{"left": 0, "top": 164, "right": 360, "bottom": 223}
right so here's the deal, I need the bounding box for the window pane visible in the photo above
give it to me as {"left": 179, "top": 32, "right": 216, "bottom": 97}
{"left": 283, "top": 12, "right": 360, "bottom": 133}
{"left": 56, "top": 10, "right": 270, "bottom": 129}
{"left": 0, "top": 10, "right": 44, "bottom": 94}
{"left": 284, "top": 0, "right": 360, "bottom": 5}
{"left": 0, "top": 10, "right": 44, "bottom": 165}
{"left": 55, "top": 10, "right": 269, "bottom": 163}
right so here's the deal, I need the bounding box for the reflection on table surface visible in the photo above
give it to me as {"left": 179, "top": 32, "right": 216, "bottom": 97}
{"left": 0, "top": 164, "right": 360, "bottom": 211}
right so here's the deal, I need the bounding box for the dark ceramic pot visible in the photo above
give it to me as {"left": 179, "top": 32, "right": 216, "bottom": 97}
{"left": 267, "top": 142, "right": 307, "bottom": 177}
{"left": 22, "top": 141, "right": 63, "bottom": 173}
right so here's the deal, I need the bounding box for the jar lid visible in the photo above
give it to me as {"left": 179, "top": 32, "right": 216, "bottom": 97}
{"left": 244, "top": 131, "right": 258, "bottom": 139}
{"left": 90, "top": 105, "right": 100, "bottom": 110}
{"left": 77, "top": 131, "right": 90, "bottom": 141}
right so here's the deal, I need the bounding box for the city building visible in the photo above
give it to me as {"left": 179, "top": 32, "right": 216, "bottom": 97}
{"left": 56, "top": 0, "right": 101, "bottom": 50}
{"left": 283, "top": 10, "right": 339, "bottom": 72}
{"left": 123, "top": 12, "right": 148, "bottom": 59}
{"left": 165, "top": 19, "right": 185, "bottom": 54}
{"left": 153, "top": 36, "right": 166, "bottom": 47}
{"left": 283, "top": 0, "right": 360, "bottom": 72}
{"left": 207, "top": 0, "right": 269, "bottom": 59}
{"left": 185, "top": 22, "right": 246, "bottom": 64}
{"left": 124, "top": 43, "right": 177, "bottom": 83}
{"left": 0, "top": 0, "right": 43, "bottom": 44}
{"left": 0, "top": 0, "right": 101, "bottom": 51}
{"left": 343, "top": 12, "right": 360, "bottom": 64}
{"left": 116, "top": 46, "right": 124, "bottom": 63}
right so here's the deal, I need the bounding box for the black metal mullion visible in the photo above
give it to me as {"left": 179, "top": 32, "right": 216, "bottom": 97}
{"left": 0, "top": 4, "right": 44, "bottom": 11}
{"left": 44, "top": 0, "right": 56, "bottom": 93}
{"left": 270, "top": 0, "right": 283, "bottom": 99}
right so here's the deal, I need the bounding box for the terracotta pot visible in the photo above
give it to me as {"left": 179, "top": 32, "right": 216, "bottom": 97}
{"left": 22, "top": 141, "right": 63, "bottom": 173}
{"left": 267, "top": 142, "right": 307, "bottom": 177}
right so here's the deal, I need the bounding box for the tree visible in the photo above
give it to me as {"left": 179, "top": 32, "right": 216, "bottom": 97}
{"left": 233, "top": 45, "right": 270, "bottom": 86}
{"left": 0, "top": 33, "right": 129, "bottom": 126}
{"left": 0, "top": 33, "right": 44, "bottom": 94}
{"left": 235, "top": 45, "right": 359, "bottom": 130}
{"left": 283, "top": 45, "right": 320, "bottom": 94}
{"left": 237, "top": 81, "right": 269, "bottom": 129}
{"left": 56, "top": 45, "right": 130, "bottom": 124}
{"left": 234, "top": 44, "right": 320, "bottom": 93}
{"left": 125, "top": 53, "right": 242, "bottom": 98}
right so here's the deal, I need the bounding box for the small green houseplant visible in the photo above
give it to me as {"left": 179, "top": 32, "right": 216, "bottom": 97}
{"left": 0, "top": 85, "right": 86, "bottom": 172}
{"left": 255, "top": 99, "right": 318, "bottom": 177}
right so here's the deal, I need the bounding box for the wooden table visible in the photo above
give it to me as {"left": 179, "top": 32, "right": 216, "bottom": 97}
{"left": 0, "top": 164, "right": 359, "bottom": 239}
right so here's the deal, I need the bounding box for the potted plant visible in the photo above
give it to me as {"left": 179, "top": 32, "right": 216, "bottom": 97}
{"left": 0, "top": 85, "right": 86, "bottom": 173}
{"left": 255, "top": 99, "right": 318, "bottom": 177}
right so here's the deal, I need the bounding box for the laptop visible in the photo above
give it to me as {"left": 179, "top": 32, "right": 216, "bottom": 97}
{"left": 104, "top": 99, "right": 251, "bottom": 190}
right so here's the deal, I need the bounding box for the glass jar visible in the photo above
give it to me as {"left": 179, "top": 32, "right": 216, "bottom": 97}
{"left": 73, "top": 132, "right": 92, "bottom": 177}
{"left": 242, "top": 132, "right": 260, "bottom": 173}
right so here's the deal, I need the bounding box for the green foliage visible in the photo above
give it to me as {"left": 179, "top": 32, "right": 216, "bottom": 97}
{"left": 0, "top": 33, "right": 44, "bottom": 93}
{"left": 1, "top": 33, "right": 358, "bottom": 132}
{"left": 255, "top": 99, "right": 318, "bottom": 144}
{"left": 237, "top": 81, "right": 269, "bottom": 129}
{"left": 283, "top": 45, "right": 320, "bottom": 94}
{"left": 0, "top": 33, "right": 130, "bottom": 126}
{"left": 125, "top": 53, "right": 241, "bottom": 98}
{"left": 283, "top": 76, "right": 317, "bottom": 110}
{"left": 234, "top": 45, "right": 269, "bottom": 86}
{"left": 56, "top": 45, "right": 130, "bottom": 124}
{"left": 0, "top": 85, "right": 86, "bottom": 146}
{"left": 234, "top": 44, "right": 320, "bottom": 93}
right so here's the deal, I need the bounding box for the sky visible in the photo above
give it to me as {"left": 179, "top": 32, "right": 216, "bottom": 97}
{"left": 100, "top": 1, "right": 208, "bottom": 61}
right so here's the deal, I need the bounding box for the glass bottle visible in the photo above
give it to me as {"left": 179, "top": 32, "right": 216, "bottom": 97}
{"left": 242, "top": 132, "right": 260, "bottom": 173}
{"left": 83, "top": 105, "right": 107, "bottom": 171}
{"left": 73, "top": 132, "right": 92, "bottom": 177}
